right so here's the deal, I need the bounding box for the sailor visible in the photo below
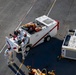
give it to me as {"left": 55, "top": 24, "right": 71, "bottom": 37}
{"left": 16, "top": 30, "right": 22, "bottom": 45}
{"left": 21, "top": 33, "right": 29, "bottom": 60}
{"left": 23, "top": 33, "right": 29, "bottom": 44}
{"left": 9, "top": 30, "right": 20, "bottom": 43}
{"left": 20, "top": 41, "right": 25, "bottom": 60}
{"left": 4, "top": 47, "right": 14, "bottom": 65}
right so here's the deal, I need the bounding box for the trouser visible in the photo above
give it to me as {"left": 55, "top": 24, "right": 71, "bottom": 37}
{"left": 8, "top": 53, "right": 14, "bottom": 63}
{"left": 21, "top": 46, "right": 26, "bottom": 60}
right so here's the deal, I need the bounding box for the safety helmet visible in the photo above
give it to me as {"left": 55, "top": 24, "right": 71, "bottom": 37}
{"left": 24, "top": 33, "right": 27, "bottom": 37}
{"left": 22, "top": 38, "right": 25, "bottom": 42}
{"left": 16, "top": 30, "right": 20, "bottom": 34}
{"left": 14, "top": 30, "right": 20, "bottom": 37}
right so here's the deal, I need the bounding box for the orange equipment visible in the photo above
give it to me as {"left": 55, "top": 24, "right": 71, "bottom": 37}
{"left": 26, "top": 66, "right": 56, "bottom": 75}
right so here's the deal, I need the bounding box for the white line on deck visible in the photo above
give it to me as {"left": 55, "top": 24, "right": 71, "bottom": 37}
{"left": 47, "top": 0, "right": 57, "bottom": 16}
{"left": 0, "top": 44, "right": 6, "bottom": 53}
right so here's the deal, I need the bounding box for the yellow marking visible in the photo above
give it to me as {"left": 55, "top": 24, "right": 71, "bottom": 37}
{"left": 15, "top": 60, "right": 24, "bottom": 75}
{"left": 47, "top": 0, "right": 57, "bottom": 16}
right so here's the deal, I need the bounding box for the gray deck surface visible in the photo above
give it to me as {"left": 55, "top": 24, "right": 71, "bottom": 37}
{"left": 0, "top": 0, "right": 76, "bottom": 75}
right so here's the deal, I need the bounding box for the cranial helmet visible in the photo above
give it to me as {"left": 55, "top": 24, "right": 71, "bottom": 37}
{"left": 24, "top": 33, "right": 27, "bottom": 37}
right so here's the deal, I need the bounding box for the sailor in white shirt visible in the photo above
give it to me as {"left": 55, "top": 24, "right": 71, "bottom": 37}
{"left": 4, "top": 47, "right": 14, "bottom": 65}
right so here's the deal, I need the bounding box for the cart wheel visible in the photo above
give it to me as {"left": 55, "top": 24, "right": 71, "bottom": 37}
{"left": 44, "top": 36, "right": 51, "bottom": 42}
{"left": 26, "top": 46, "right": 31, "bottom": 51}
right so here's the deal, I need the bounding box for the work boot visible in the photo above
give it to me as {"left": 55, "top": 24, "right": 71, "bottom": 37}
{"left": 10, "top": 60, "right": 15, "bottom": 64}
{"left": 7, "top": 61, "right": 11, "bottom": 66}
{"left": 11, "top": 61, "right": 14, "bottom": 64}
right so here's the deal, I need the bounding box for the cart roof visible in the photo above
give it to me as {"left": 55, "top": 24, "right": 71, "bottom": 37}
{"left": 35, "top": 15, "right": 56, "bottom": 26}
{"left": 63, "top": 30, "right": 76, "bottom": 49}
{"left": 68, "top": 35, "right": 76, "bottom": 48}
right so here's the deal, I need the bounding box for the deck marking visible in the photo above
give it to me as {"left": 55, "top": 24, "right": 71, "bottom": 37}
{"left": 0, "top": 44, "right": 6, "bottom": 53}
{"left": 15, "top": 60, "right": 24, "bottom": 75}
{"left": 47, "top": 0, "right": 57, "bottom": 16}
